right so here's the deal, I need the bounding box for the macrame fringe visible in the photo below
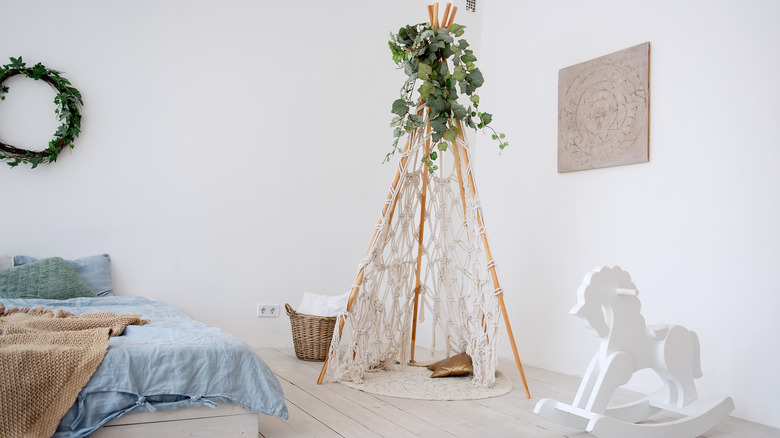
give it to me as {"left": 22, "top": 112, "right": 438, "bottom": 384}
{"left": 0, "top": 304, "right": 72, "bottom": 318}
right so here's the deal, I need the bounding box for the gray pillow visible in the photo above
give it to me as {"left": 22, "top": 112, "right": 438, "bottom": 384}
{"left": 0, "top": 257, "right": 97, "bottom": 300}
{"left": 14, "top": 254, "right": 114, "bottom": 296}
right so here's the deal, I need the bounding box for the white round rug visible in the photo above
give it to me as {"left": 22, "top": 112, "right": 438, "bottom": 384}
{"left": 338, "top": 365, "right": 513, "bottom": 401}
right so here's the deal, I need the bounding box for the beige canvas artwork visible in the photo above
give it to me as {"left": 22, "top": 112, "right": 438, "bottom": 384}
{"left": 558, "top": 42, "right": 650, "bottom": 173}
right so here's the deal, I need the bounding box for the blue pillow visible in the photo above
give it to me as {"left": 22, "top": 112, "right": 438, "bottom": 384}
{"left": 14, "top": 254, "right": 114, "bottom": 297}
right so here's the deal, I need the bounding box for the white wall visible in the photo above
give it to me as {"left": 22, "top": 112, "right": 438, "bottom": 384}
{"left": 2, "top": 0, "right": 779, "bottom": 429}
{"left": 476, "top": 0, "right": 780, "bottom": 428}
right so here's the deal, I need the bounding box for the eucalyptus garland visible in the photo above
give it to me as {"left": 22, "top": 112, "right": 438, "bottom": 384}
{"left": 0, "top": 56, "right": 83, "bottom": 168}
{"left": 387, "top": 22, "right": 507, "bottom": 172}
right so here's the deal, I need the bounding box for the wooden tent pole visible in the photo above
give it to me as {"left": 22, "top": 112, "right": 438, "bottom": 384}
{"left": 441, "top": 3, "right": 452, "bottom": 30}
{"left": 445, "top": 5, "right": 458, "bottom": 28}
{"left": 454, "top": 119, "right": 531, "bottom": 398}
{"left": 318, "top": 106, "right": 425, "bottom": 384}
{"left": 411, "top": 1, "right": 455, "bottom": 363}
{"left": 410, "top": 121, "right": 432, "bottom": 363}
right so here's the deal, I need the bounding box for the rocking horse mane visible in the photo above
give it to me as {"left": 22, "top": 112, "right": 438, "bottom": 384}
{"left": 570, "top": 266, "right": 641, "bottom": 338}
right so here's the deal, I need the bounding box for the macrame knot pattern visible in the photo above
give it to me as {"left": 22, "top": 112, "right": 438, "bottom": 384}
{"left": 324, "top": 112, "right": 505, "bottom": 388}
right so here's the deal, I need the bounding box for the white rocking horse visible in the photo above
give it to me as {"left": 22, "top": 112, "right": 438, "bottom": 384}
{"left": 534, "top": 266, "right": 734, "bottom": 438}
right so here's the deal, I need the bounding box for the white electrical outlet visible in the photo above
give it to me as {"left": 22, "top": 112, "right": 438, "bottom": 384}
{"left": 256, "top": 304, "right": 280, "bottom": 317}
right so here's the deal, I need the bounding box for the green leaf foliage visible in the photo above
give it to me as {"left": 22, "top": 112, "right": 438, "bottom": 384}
{"left": 448, "top": 23, "right": 466, "bottom": 37}
{"left": 429, "top": 115, "right": 448, "bottom": 133}
{"left": 460, "top": 51, "right": 477, "bottom": 64}
{"left": 452, "top": 64, "right": 467, "bottom": 82}
{"left": 418, "top": 81, "right": 432, "bottom": 100}
{"left": 386, "top": 22, "right": 508, "bottom": 168}
{"left": 407, "top": 113, "right": 426, "bottom": 128}
{"left": 417, "top": 62, "right": 432, "bottom": 81}
{"left": 443, "top": 124, "right": 459, "bottom": 142}
{"left": 7, "top": 56, "right": 25, "bottom": 69}
{"left": 467, "top": 68, "right": 484, "bottom": 88}
{"left": 0, "top": 56, "right": 83, "bottom": 168}
{"left": 451, "top": 103, "right": 468, "bottom": 120}
{"left": 391, "top": 98, "right": 410, "bottom": 117}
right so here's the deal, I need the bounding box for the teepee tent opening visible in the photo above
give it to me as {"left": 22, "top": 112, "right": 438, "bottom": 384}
{"left": 317, "top": 3, "right": 529, "bottom": 398}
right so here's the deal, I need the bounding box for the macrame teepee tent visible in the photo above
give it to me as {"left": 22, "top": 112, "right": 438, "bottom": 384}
{"left": 318, "top": 3, "right": 530, "bottom": 398}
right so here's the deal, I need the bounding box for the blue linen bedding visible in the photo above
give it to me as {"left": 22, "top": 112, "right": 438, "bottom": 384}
{"left": 1, "top": 296, "right": 288, "bottom": 437}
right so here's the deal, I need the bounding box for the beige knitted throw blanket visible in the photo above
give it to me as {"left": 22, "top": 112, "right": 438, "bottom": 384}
{"left": 0, "top": 304, "right": 148, "bottom": 438}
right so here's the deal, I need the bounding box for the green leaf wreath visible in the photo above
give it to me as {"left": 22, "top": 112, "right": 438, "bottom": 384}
{"left": 0, "top": 56, "right": 83, "bottom": 168}
{"left": 387, "top": 22, "right": 507, "bottom": 172}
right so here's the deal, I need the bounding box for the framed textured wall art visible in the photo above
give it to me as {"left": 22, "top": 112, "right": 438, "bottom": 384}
{"left": 558, "top": 42, "right": 649, "bottom": 173}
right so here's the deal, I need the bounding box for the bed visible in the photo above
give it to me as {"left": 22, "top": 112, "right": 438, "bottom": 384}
{"left": 0, "top": 254, "right": 288, "bottom": 437}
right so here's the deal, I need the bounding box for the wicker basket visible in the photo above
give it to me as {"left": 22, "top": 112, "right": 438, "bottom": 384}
{"left": 285, "top": 303, "right": 337, "bottom": 361}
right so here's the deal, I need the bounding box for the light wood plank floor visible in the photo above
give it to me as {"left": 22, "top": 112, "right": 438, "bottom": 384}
{"left": 255, "top": 347, "right": 779, "bottom": 438}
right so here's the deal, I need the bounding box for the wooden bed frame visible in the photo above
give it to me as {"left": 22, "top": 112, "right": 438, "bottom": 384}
{"left": 92, "top": 404, "right": 258, "bottom": 437}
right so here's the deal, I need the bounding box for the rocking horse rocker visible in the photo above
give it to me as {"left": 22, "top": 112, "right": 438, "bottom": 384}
{"left": 534, "top": 266, "right": 734, "bottom": 438}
